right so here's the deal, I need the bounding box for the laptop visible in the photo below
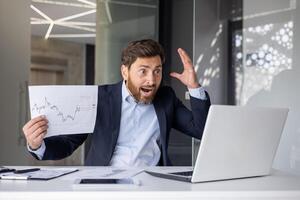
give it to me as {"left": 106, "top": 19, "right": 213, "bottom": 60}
{"left": 146, "top": 105, "right": 288, "bottom": 183}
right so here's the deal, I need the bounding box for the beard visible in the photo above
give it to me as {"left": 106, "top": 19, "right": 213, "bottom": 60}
{"left": 126, "top": 77, "right": 158, "bottom": 104}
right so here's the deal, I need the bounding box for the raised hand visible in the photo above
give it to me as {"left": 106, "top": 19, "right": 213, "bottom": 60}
{"left": 22, "top": 116, "right": 48, "bottom": 150}
{"left": 170, "top": 48, "right": 200, "bottom": 89}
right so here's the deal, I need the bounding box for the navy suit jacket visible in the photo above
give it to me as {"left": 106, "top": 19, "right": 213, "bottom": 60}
{"left": 37, "top": 81, "right": 211, "bottom": 166}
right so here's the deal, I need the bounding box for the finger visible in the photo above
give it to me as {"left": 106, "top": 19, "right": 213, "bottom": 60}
{"left": 27, "top": 124, "right": 48, "bottom": 141}
{"left": 26, "top": 120, "right": 48, "bottom": 137}
{"left": 170, "top": 72, "right": 182, "bottom": 80}
{"left": 178, "top": 48, "right": 192, "bottom": 63}
{"left": 28, "top": 130, "right": 46, "bottom": 148}
{"left": 23, "top": 116, "right": 45, "bottom": 130}
{"left": 23, "top": 115, "right": 47, "bottom": 131}
{"left": 33, "top": 131, "right": 47, "bottom": 145}
{"left": 178, "top": 48, "right": 193, "bottom": 68}
{"left": 25, "top": 121, "right": 47, "bottom": 140}
{"left": 29, "top": 132, "right": 46, "bottom": 150}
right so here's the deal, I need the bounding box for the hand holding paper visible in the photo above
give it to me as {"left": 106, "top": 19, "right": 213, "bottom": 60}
{"left": 25, "top": 86, "right": 98, "bottom": 138}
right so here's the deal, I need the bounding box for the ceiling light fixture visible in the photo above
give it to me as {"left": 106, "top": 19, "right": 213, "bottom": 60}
{"left": 31, "top": 0, "right": 157, "bottom": 41}
{"left": 57, "top": 22, "right": 96, "bottom": 26}
{"left": 104, "top": 2, "right": 112, "bottom": 23}
{"left": 77, "top": 0, "right": 96, "bottom": 7}
{"left": 98, "top": 0, "right": 157, "bottom": 8}
{"left": 31, "top": 5, "right": 54, "bottom": 39}
{"left": 31, "top": 3, "right": 96, "bottom": 39}
{"left": 55, "top": 9, "right": 96, "bottom": 23}
{"left": 45, "top": 23, "right": 54, "bottom": 39}
{"left": 32, "top": 0, "right": 95, "bottom": 8}
{"left": 30, "top": 5, "right": 52, "bottom": 22}
{"left": 31, "top": 18, "right": 96, "bottom": 27}
{"left": 49, "top": 34, "right": 96, "bottom": 38}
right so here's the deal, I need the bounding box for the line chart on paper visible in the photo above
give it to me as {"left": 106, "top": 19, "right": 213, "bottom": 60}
{"left": 29, "top": 86, "right": 98, "bottom": 137}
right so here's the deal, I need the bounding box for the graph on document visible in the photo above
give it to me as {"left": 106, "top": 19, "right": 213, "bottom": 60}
{"left": 31, "top": 97, "right": 96, "bottom": 123}
{"left": 29, "top": 86, "right": 98, "bottom": 137}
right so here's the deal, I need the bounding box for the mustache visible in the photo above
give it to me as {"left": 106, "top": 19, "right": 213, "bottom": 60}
{"left": 140, "top": 85, "right": 156, "bottom": 89}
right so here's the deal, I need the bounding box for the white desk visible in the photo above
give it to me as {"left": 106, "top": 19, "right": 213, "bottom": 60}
{"left": 1, "top": 166, "right": 300, "bottom": 200}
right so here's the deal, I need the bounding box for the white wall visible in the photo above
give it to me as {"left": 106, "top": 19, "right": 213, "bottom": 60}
{"left": 0, "top": 0, "right": 31, "bottom": 165}
{"left": 243, "top": 0, "right": 300, "bottom": 175}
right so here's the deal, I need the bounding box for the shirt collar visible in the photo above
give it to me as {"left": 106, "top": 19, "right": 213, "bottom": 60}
{"left": 122, "top": 80, "right": 135, "bottom": 103}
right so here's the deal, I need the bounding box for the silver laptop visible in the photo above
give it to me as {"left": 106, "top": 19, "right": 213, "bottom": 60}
{"left": 146, "top": 105, "right": 288, "bottom": 183}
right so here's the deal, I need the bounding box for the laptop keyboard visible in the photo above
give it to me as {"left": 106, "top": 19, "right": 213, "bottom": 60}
{"left": 170, "top": 171, "right": 193, "bottom": 177}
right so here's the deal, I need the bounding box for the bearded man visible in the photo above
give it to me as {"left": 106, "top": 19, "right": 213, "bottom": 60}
{"left": 23, "top": 39, "right": 211, "bottom": 167}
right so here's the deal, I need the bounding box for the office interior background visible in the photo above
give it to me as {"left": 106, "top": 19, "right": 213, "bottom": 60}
{"left": 0, "top": 0, "right": 299, "bottom": 175}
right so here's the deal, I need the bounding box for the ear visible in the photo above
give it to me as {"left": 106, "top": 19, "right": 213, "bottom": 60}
{"left": 121, "top": 65, "right": 128, "bottom": 81}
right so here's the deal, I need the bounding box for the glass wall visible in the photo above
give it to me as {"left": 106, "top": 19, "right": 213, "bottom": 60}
{"left": 234, "top": 0, "right": 294, "bottom": 105}
{"left": 238, "top": 0, "right": 300, "bottom": 174}
{"left": 194, "top": 0, "right": 300, "bottom": 175}
{"left": 95, "top": 0, "right": 159, "bottom": 84}
{"left": 192, "top": 0, "right": 231, "bottom": 165}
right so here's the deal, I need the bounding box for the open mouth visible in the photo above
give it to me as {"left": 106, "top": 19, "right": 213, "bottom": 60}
{"left": 140, "top": 87, "right": 155, "bottom": 97}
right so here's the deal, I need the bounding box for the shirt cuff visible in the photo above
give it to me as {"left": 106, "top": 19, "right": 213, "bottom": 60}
{"left": 188, "top": 87, "right": 207, "bottom": 100}
{"left": 27, "top": 141, "right": 46, "bottom": 160}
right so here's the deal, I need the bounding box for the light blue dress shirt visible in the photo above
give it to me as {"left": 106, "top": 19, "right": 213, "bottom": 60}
{"left": 109, "top": 82, "right": 161, "bottom": 167}
{"left": 110, "top": 82, "right": 207, "bottom": 167}
{"left": 28, "top": 81, "right": 207, "bottom": 167}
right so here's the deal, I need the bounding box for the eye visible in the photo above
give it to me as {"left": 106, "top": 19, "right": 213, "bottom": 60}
{"left": 154, "top": 69, "right": 161, "bottom": 75}
{"left": 138, "top": 69, "right": 146, "bottom": 76}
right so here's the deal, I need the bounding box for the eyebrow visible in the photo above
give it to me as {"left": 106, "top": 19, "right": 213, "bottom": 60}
{"left": 139, "top": 65, "right": 162, "bottom": 69}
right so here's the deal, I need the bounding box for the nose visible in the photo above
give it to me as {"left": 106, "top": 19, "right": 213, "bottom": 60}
{"left": 146, "top": 73, "right": 155, "bottom": 85}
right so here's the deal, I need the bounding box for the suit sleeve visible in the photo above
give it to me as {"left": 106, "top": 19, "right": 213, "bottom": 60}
{"left": 172, "top": 90, "right": 211, "bottom": 139}
{"left": 40, "top": 133, "right": 88, "bottom": 160}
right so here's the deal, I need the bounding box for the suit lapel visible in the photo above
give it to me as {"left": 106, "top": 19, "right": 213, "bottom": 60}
{"left": 153, "top": 98, "right": 167, "bottom": 148}
{"left": 110, "top": 82, "right": 122, "bottom": 149}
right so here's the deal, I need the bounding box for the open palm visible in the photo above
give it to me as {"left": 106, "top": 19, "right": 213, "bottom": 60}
{"left": 170, "top": 48, "right": 200, "bottom": 89}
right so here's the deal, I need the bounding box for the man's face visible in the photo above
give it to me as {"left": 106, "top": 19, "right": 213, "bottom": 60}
{"left": 121, "top": 56, "right": 162, "bottom": 103}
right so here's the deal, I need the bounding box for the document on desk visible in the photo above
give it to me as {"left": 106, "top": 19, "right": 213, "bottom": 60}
{"left": 29, "top": 86, "right": 98, "bottom": 137}
{"left": 0, "top": 168, "right": 78, "bottom": 180}
{"left": 68, "top": 168, "right": 145, "bottom": 180}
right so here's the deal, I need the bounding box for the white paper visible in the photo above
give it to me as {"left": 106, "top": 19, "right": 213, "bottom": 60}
{"left": 28, "top": 168, "right": 78, "bottom": 179}
{"left": 0, "top": 168, "right": 78, "bottom": 180}
{"left": 29, "top": 85, "right": 98, "bottom": 137}
{"left": 62, "top": 168, "right": 145, "bottom": 180}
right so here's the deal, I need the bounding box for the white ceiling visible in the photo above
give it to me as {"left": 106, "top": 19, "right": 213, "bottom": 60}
{"left": 30, "top": 0, "right": 158, "bottom": 44}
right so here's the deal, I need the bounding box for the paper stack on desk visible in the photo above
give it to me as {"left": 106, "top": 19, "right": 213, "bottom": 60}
{"left": 0, "top": 168, "right": 78, "bottom": 180}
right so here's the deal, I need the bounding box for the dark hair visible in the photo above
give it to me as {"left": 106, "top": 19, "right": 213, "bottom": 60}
{"left": 121, "top": 39, "right": 165, "bottom": 68}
